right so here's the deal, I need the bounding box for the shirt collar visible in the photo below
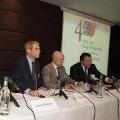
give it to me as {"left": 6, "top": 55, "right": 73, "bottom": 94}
{"left": 81, "top": 64, "right": 88, "bottom": 71}
{"left": 81, "top": 64, "right": 85, "bottom": 69}
{"left": 52, "top": 62, "right": 58, "bottom": 69}
{"left": 26, "top": 55, "right": 35, "bottom": 63}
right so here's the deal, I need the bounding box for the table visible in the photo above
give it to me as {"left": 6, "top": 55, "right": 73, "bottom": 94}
{"left": 0, "top": 89, "right": 120, "bottom": 120}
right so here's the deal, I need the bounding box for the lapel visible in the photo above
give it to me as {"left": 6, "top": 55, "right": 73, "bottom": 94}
{"left": 80, "top": 63, "right": 89, "bottom": 82}
{"left": 88, "top": 65, "right": 93, "bottom": 76}
{"left": 50, "top": 63, "right": 57, "bottom": 79}
{"left": 57, "top": 66, "right": 63, "bottom": 76}
{"left": 24, "top": 57, "right": 33, "bottom": 80}
{"left": 80, "top": 64, "right": 85, "bottom": 76}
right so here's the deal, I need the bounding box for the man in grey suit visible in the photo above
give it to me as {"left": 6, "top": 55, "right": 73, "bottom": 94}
{"left": 42, "top": 51, "right": 78, "bottom": 89}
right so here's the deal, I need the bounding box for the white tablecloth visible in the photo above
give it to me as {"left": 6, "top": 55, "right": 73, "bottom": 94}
{"left": 0, "top": 89, "right": 120, "bottom": 120}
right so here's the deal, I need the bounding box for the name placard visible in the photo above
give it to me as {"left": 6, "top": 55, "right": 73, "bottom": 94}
{"left": 29, "top": 97, "right": 58, "bottom": 113}
{"left": 73, "top": 93, "right": 88, "bottom": 103}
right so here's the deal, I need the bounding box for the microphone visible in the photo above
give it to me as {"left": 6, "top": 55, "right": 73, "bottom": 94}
{"left": 112, "top": 77, "right": 120, "bottom": 92}
{"left": 8, "top": 78, "right": 21, "bottom": 92}
{"left": 84, "top": 75, "right": 99, "bottom": 93}
{"left": 107, "top": 75, "right": 118, "bottom": 90}
{"left": 61, "top": 74, "right": 70, "bottom": 86}
{"left": 56, "top": 74, "right": 68, "bottom": 99}
{"left": 7, "top": 78, "right": 21, "bottom": 107}
{"left": 59, "top": 79, "right": 68, "bottom": 99}
{"left": 56, "top": 76, "right": 60, "bottom": 81}
{"left": 59, "top": 89, "right": 68, "bottom": 99}
{"left": 60, "top": 80, "right": 66, "bottom": 88}
{"left": 58, "top": 74, "right": 70, "bottom": 88}
{"left": 56, "top": 73, "right": 68, "bottom": 86}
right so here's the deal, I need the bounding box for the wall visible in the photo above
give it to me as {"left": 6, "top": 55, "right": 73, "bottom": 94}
{"left": 0, "top": 0, "right": 119, "bottom": 78}
{"left": 108, "top": 25, "right": 120, "bottom": 77}
{"left": 0, "top": 0, "right": 62, "bottom": 76}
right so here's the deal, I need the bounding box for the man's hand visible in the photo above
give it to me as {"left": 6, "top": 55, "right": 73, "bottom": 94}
{"left": 28, "top": 90, "right": 39, "bottom": 97}
{"left": 107, "top": 78, "right": 113, "bottom": 84}
{"left": 78, "top": 81, "right": 85, "bottom": 89}
{"left": 105, "top": 77, "right": 113, "bottom": 84}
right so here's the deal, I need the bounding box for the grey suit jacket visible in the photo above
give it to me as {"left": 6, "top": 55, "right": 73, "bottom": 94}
{"left": 42, "top": 62, "right": 75, "bottom": 89}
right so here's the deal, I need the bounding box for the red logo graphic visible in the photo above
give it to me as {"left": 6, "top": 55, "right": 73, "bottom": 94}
{"left": 82, "top": 21, "right": 96, "bottom": 37}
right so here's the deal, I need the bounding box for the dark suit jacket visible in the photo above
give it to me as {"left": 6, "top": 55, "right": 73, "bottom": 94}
{"left": 42, "top": 62, "right": 76, "bottom": 89}
{"left": 12, "top": 56, "right": 44, "bottom": 93}
{"left": 70, "top": 62, "right": 106, "bottom": 83}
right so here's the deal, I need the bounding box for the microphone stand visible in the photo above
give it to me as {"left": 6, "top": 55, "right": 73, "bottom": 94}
{"left": 6, "top": 78, "right": 21, "bottom": 107}
{"left": 56, "top": 78, "right": 68, "bottom": 99}
{"left": 59, "top": 89, "right": 68, "bottom": 99}
{"left": 10, "top": 92, "right": 20, "bottom": 107}
{"left": 84, "top": 82, "right": 97, "bottom": 94}
{"left": 85, "top": 76, "right": 98, "bottom": 94}
{"left": 88, "top": 84, "right": 97, "bottom": 94}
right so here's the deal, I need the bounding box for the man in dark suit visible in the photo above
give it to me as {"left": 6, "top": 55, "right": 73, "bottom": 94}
{"left": 70, "top": 53, "right": 113, "bottom": 89}
{"left": 42, "top": 51, "right": 78, "bottom": 89}
{"left": 12, "top": 41, "right": 45, "bottom": 96}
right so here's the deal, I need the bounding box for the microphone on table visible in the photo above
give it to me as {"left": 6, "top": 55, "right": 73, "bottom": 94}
{"left": 105, "top": 75, "right": 119, "bottom": 90}
{"left": 56, "top": 74, "right": 68, "bottom": 99}
{"left": 8, "top": 78, "right": 21, "bottom": 93}
{"left": 7, "top": 78, "right": 20, "bottom": 107}
{"left": 8, "top": 79, "right": 36, "bottom": 119}
{"left": 84, "top": 75, "right": 98, "bottom": 93}
{"left": 110, "top": 76, "right": 120, "bottom": 92}
{"left": 59, "top": 79, "right": 68, "bottom": 99}
{"left": 104, "top": 75, "right": 120, "bottom": 120}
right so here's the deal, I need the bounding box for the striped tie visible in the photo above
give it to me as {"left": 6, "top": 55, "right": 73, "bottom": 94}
{"left": 32, "top": 62, "right": 37, "bottom": 90}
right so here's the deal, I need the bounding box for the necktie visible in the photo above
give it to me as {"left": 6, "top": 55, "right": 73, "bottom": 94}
{"left": 84, "top": 68, "right": 88, "bottom": 83}
{"left": 56, "top": 67, "right": 61, "bottom": 80}
{"left": 32, "top": 62, "right": 37, "bottom": 90}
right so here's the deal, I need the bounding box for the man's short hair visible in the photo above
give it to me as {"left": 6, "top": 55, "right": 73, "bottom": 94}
{"left": 80, "top": 53, "right": 91, "bottom": 61}
{"left": 25, "top": 41, "right": 39, "bottom": 54}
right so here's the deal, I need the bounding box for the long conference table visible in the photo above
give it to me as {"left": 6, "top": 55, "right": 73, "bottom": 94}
{"left": 0, "top": 88, "right": 120, "bottom": 120}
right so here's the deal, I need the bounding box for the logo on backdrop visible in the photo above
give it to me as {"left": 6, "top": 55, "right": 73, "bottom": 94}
{"left": 75, "top": 20, "right": 96, "bottom": 41}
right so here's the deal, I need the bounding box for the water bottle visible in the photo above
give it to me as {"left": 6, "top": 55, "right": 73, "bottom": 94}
{"left": 0, "top": 76, "right": 10, "bottom": 115}
{"left": 97, "top": 74, "right": 103, "bottom": 98}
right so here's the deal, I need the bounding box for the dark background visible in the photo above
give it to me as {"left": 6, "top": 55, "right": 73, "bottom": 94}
{"left": 0, "top": 0, "right": 119, "bottom": 78}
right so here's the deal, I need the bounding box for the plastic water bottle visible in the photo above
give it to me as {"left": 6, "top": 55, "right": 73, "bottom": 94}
{"left": 0, "top": 76, "right": 10, "bottom": 115}
{"left": 97, "top": 74, "right": 103, "bottom": 98}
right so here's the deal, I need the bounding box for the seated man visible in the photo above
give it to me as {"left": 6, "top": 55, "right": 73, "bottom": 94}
{"left": 42, "top": 51, "right": 78, "bottom": 89}
{"left": 70, "top": 52, "right": 113, "bottom": 89}
{"left": 12, "top": 41, "right": 45, "bottom": 96}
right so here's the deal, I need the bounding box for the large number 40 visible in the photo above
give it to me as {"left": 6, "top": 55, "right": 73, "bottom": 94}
{"left": 74, "top": 20, "right": 83, "bottom": 41}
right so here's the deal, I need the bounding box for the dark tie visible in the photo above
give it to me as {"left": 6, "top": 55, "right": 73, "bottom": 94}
{"left": 32, "top": 62, "right": 37, "bottom": 90}
{"left": 84, "top": 68, "right": 88, "bottom": 83}
{"left": 56, "top": 67, "right": 61, "bottom": 80}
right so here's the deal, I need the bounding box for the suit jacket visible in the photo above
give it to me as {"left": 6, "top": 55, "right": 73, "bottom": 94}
{"left": 12, "top": 56, "right": 44, "bottom": 93}
{"left": 42, "top": 62, "right": 75, "bottom": 89}
{"left": 70, "top": 62, "right": 106, "bottom": 83}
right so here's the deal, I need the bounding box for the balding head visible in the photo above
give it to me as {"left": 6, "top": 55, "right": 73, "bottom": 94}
{"left": 52, "top": 51, "right": 64, "bottom": 67}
